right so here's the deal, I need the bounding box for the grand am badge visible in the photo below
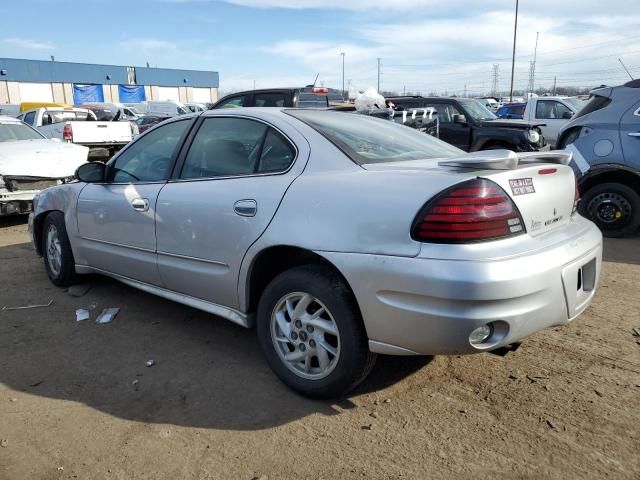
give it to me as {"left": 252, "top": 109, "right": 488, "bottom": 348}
{"left": 509, "top": 178, "right": 535, "bottom": 196}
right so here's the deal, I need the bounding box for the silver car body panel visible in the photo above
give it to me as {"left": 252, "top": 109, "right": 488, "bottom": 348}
{"left": 30, "top": 108, "right": 603, "bottom": 356}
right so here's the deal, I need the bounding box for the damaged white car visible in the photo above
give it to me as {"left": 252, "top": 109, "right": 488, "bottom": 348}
{"left": 0, "top": 116, "right": 88, "bottom": 216}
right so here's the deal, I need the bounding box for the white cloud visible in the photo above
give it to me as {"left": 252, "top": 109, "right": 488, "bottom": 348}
{"left": 5, "top": 37, "right": 54, "bottom": 50}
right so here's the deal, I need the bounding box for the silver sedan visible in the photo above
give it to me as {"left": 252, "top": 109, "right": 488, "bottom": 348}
{"left": 29, "top": 108, "right": 602, "bottom": 398}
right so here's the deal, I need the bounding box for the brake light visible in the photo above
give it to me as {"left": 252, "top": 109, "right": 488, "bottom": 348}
{"left": 312, "top": 87, "right": 329, "bottom": 94}
{"left": 411, "top": 179, "right": 525, "bottom": 243}
{"left": 63, "top": 124, "right": 73, "bottom": 142}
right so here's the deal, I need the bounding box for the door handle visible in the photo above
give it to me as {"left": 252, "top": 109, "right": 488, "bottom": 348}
{"left": 131, "top": 198, "right": 150, "bottom": 212}
{"left": 234, "top": 199, "right": 257, "bottom": 217}
{"left": 628, "top": 132, "right": 640, "bottom": 137}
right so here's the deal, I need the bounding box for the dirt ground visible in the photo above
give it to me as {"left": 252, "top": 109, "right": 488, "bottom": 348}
{"left": 0, "top": 217, "right": 638, "bottom": 480}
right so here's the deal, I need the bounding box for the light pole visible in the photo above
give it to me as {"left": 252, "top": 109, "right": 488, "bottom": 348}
{"left": 340, "top": 52, "right": 345, "bottom": 98}
{"left": 509, "top": 0, "right": 519, "bottom": 102}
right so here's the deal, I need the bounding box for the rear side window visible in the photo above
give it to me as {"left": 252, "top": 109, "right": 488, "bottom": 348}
{"left": 535, "top": 100, "right": 572, "bottom": 119}
{"left": 23, "top": 111, "right": 36, "bottom": 125}
{"left": 258, "top": 129, "right": 295, "bottom": 173}
{"left": 573, "top": 95, "right": 612, "bottom": 119}
{"left": 296, "top": 93, "right": 329, "bottom": 108}
{"left": 254, "top": 93, "right": 287, "bottom": 107}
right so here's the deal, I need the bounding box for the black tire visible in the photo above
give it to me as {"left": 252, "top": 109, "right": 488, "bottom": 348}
{"left": 579, "top": 182, "right": 640, "bottom": 237}
{"left": 41, "top": 211, "right": 77, "bottom": 286}
{"left": 256, "top": 265, "right": 376, "bottom": 399}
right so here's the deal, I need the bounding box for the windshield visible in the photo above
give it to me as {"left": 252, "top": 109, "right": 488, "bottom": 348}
{"left": 565, "top": 97, "right": 585, "bottom": 110}
{"left": 458, "top": 99, "right": 497, "bottom": 121}
{"left": 286, "top": 109, "right": 463, "bottom": 165}
{"left": 0, "top": 123, "right": 45, "bottom": 142}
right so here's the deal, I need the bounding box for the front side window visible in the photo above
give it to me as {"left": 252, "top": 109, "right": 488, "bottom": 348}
{"left": 180, "top": 117, "right": 295, "bottom": 179}
{"left": 535, "top": 100, "right": 571, "bottom": 119}
{"left": 423, "top": 103, "right": 461, "bottom": 123}
{"left": 458, "top": 100, "right": 497, "bottom": 121}
{"left": 109, "top": 119, "right": 190, "bottom": 183}
{"left": 215, "top": 95, "right": 246, "bottom": 109}
{"left": 287, "top": 109, "right": 463, "bottom": 165}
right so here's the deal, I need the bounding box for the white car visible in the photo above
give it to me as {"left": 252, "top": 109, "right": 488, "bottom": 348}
{"left": 0, "top": 116, "right": 88, "bottom": 216}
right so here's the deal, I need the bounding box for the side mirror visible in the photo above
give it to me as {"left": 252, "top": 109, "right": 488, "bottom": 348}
{"left": 453, "top": 114, "right": 467, "bottom": 125}
{"left": 562, "top": 111, "right": 573, "bottom": 119}
{"left": 75, "top": 162, "right": 106, "bottom": 183}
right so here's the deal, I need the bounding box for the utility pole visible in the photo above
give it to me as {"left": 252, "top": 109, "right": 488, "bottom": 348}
{"left": 403, "top": 84, "right": 405, "bottom": 96}
{"left": 340, "top": 52, "right": 346, "bottom": 97}
{"left": 552, "top": 76, "right": 557, "bottom": 95}
{"left": 377, "top": 58, "right": 381, "bottom": 92}
{"left": 492, "top": 64, "right": 499, "bottom": 97}
{"left": 253, "top": 80, "right": 256, "bottom": 89}
{"left": 463, "top": 84, "right": 467, "bottom": 97}
{"left": 509, "top": 0, "right": 519, "bottom": 102}
{"left": 530, "top": 31, "right": 539, "bottom": 93}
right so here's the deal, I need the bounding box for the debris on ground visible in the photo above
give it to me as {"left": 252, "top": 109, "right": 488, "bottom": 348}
{"left": 2, "top": 300, "right": 53, "bottom": 311}
{"left": 67, "top": 284, "right": 93, "bottom": 298}
{"left": 75, "top": 309, "right": 90, "bottom": 322}
{"left": 1, "top": 439, "right": 8, "bottom": 448}
{"left": 146, "top": 360, "right": 155, "bottom": 367}
{"left": 383, "top": 398, "right": 391, "bottom": 404}
{"left": 632, "top": 327, "right": 640, "bottom": 337}
{"left": 95, "top": 308, "right": 119, "bottom": 324}
{"left": 251, "top": 475, "right": 268, "bottom": 480}
{"left": 546, "top": 419, "right": 557, "bottom": 430}
{"left": 361, "top": 424, "right": 373, "bottom": 430}
{"left": 594, "top": 389, "right": 604, "bottom": 397}
{"left": 370, "top": 411, "right": 379, "bottom": 419}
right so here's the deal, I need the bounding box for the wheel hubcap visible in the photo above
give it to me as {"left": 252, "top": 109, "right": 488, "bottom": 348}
{"left": 271, "top": 292, "right": 340, "bottom": 380}
{"left": 46, "top": 225, "right": 62, "bottom": 277}
{"left": 588, "top": 192, "right": 631, "bottom": 227}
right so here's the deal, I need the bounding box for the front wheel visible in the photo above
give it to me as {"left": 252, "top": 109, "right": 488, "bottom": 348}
{"left": 579, "top": 182, "right": 640, "bottom": 237}
{"left": 42, "top": 212, "right": 77, "bottom": 286}
{"left": 257, "top": 265, "right": 376, "bottom": 399}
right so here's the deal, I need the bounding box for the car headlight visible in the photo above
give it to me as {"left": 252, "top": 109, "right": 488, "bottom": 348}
{"left": 527, "top": 129, "right": 540, "bottom": 144}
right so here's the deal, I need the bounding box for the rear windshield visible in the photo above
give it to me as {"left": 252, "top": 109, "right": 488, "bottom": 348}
{"left": 0, "top": 123, "right": 45, "bottom": 142}
{"left": 286, "top": 109, "right": 463, "bottom": 165}
{"left": 458, "top": 99, "right": 497, "bottom": 121}
{"left": 573, "top": 94, "right": 611, "bottom": 119}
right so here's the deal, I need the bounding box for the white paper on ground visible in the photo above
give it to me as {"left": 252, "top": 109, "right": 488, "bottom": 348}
{"left": 96, "top": 308, "right": 120, "bottom": 324}
{"left": 75, "top": 309, "right": 90, "bottom": 322}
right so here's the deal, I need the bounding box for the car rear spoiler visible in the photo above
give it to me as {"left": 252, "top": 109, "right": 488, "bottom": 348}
{"left": 438, "top": 149, "right": 572, "bottom": 170}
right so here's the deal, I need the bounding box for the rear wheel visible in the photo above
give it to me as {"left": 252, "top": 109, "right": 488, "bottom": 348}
{"left": 580, "top": 182, "right": 640, "bottom": 237}
{"left": 42, "top": 212, "right": 77, "bottom": 286}
{"left": 256, "top": 265, "right": 376, "bottom": 399}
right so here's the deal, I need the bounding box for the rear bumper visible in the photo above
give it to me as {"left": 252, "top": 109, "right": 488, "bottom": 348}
{"left": 318, "top": 217, "right": 602, "bottom": 355}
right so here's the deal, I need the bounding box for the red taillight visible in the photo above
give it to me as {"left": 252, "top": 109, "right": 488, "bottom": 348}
{"left": 63, "top": 124, "right": 73, "bottom": 141}
{"left": 411, "top": 179, "right": 525, "bottom": 243}
{"left": 312, "top": 87, "right": 329, "bottom": 94}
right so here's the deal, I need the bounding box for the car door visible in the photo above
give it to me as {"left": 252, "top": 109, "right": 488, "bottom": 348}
{"left": 155, "top": 114, "right": 309, "bottom": 310}
{"left": 427, "top": 102, "right": 471, "bottom": 150}
{"left": 75, "top": 118, "right": 193, "bottom": 284}
{"left": 534, "top": 100, "right": 572, "bottom": 146}
{"left": 619, "top": 101, "right": 640, "bottom": 167}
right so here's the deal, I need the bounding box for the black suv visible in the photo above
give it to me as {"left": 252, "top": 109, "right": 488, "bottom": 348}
{"left": 386, "top": 96, "right": 546, "bottom": 152}
{"left": 212, "top": 87, "right": 344, "bottom": 109}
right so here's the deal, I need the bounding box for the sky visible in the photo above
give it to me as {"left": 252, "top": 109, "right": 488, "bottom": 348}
{"left": 2, "top": 0, "right": 639, "bottom": 96}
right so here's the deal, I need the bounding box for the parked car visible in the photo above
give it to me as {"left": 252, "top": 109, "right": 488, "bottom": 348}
{"left": 386, "top": 96, "right": 547, "bottom": 152}
{"left": 557, "top": 80, "right": 640, "bottom": 236}
{"left": 135, "top": 113, "right": 172, "bottom": 134}
{"left": 184, "top": 102, "right": 207, "bottom": 113}
{"left": 211, "top": 87, "right": 344, "bottom": 109}
{"left": 0, "top": 116, "right": 87, "bottom": 216}
{"left": 29, "top": 108, "right": 602, "bottom": 398}
{"left": 496, "top": 103, "right": 526, "bottom": 120}
{"left": 80, "top": 102, "right": 140, "bottom": 121}
{"left": 478, "top": 98, "right": 500, "bottom": 111}
{"left": 146, "top": 100, "right": 190, "bottom": 116}
{"left": 0, "top": 104, "right": 20, "bottom": 117}
{"left": 17, "top": 107, "right": 133, "bottom": 160}
{"left": 509, "top": 96, "right": 585, "bottom": 147}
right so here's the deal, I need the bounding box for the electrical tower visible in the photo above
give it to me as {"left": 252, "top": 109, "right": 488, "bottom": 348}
{"left": 377, "top": 58, "right": 381, "bottom": 92}
{"left": 491, "top": 64, "right": 499, "bottom": 97}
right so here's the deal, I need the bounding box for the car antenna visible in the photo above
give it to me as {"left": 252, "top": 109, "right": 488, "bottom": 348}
{"left": 312, "top": 73, "right": 319, "bottom": 87}
{"left": 618, "top": 58, "right": 634, "bottom": 80}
